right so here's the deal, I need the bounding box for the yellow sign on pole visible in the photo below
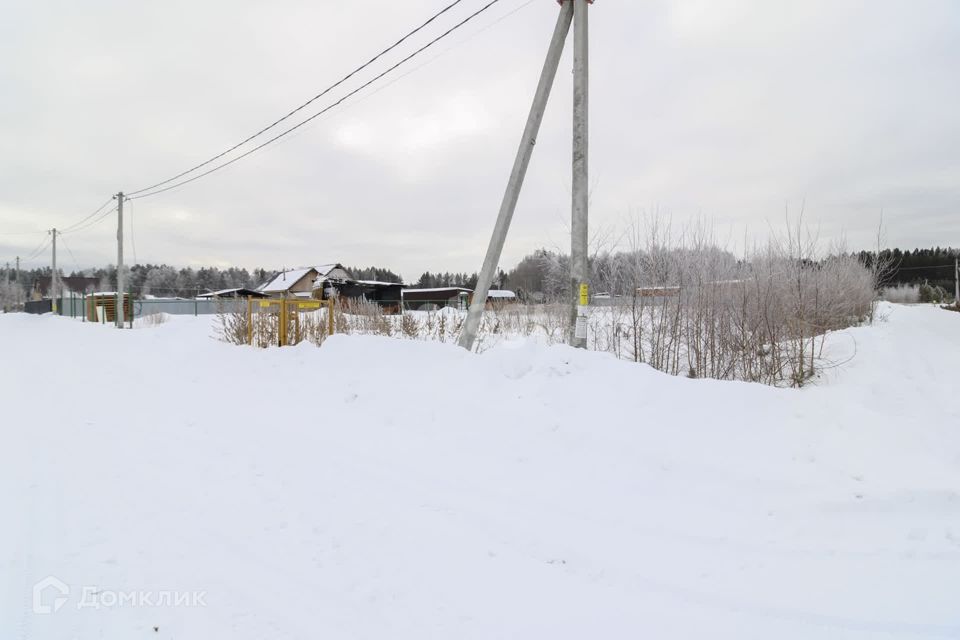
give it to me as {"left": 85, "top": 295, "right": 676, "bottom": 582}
{"left": 579, "top": 283, "right": 589, "bottom": 306}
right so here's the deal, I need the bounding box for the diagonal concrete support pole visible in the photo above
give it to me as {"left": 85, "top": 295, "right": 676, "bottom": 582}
{"left": 458, "top": 2, "right": 574, "bottom": 351}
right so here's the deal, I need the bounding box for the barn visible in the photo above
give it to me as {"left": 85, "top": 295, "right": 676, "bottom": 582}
{"left": 401, "top": 287, "right": 471, "bottom": 311}
{"left": 318, "top": 279, "right": 405, "bottom": 314}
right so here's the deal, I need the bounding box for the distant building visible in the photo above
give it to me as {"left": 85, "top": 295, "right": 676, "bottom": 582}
{"left": 400, "top": 287, "right": 516, "bottom": 311}
{"left": 31, "top": 275, "right": 99, "bottom": 300}
{"left": 319, "top": 280, "right": 405, "bottom": 314}
{"left": 485, "top": 289, "right": 517, "bottom": 308}
{"left": 258, "top": 264, "right": 351, "bottom": 298}
{"left": 402, "top": 287, "right": 472, "bottom": 311}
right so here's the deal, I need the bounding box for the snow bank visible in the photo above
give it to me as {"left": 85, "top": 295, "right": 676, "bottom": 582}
{"left": 2, "top": 303, "right": 959, "bottom": 639}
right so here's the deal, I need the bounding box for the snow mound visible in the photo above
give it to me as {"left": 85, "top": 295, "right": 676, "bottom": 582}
{"left": 2, "top": 303, "right": 959, "bottom": 639}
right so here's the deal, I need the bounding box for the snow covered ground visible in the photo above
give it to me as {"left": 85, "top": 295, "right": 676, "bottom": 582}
{"left": 2, "top": 302, "right": 959, "bottom": 639}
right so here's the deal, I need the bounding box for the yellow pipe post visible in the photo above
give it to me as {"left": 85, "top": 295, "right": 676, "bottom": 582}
{"left": 327, "top": 298, "right": 334, "bottom": 337}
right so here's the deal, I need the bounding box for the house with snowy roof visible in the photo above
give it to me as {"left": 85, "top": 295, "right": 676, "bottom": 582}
{"left": 257, "top": 264, "right": 351, "bottom": 298}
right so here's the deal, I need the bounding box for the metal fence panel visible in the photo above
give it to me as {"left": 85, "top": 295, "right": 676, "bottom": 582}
{"left": 24, "top": 300, "right": 52, "bottom": 315}
{"left": 133, "top": 299, "right": 244, "bottom": 317}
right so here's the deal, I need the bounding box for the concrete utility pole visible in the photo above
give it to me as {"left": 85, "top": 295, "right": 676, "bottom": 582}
{"left": 458, "top": 1, "right": 575, "bottom": 350}
{"left": 51, "top": 228, "right": 58, "bottom": 314}
{"left": 116, "top": 192, "right": 125, "bottom": 328}
{"left": 569, "top": 0, "right": 590, "bottom": 348}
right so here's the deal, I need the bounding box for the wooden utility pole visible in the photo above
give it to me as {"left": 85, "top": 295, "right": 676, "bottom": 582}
{"left": 116, "top": 192, "right": 125, "bottom": 328}
{"left": 458, "top": 0, "right": 584, "bottom": 351}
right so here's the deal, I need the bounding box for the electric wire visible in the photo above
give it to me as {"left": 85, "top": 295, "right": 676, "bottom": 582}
{"left": 61, "top": 208, "right": 115, "bottom": 235}
{"left": 19, "top": 238, "right": 51, "bottom": 267}
{"left": 4, "top": 0, "right": 522, "bottom": 264}
{"left": 128, "top": 197, "right": 138, "bottom": 265}
{"left": 128, "top": 0, "right": 503, "bottom": 201}
{"left": 57, "top": 232, "right": 84, "bottom": 275}
{"left": 356, "top": 0, "right": 536, "bottom": 104}
{"left": 246, "top": 0, "right": 536, "bottom": 156}
{"left": 0, "top": 229, "right": 47, "bottom": 236}
{"left": 893, "top": 264, "right": 956, "bottom": 271}
{"left": 58, "top": 196, "right": 116, "bottom": 234}
{"left": 24, "top": 234, "right": 52, "bottom": 261}
{"left": 125, "top": 0, "right": 468, "bottom": 197}
{"left": 61, "top": 205, "right": 118, "bottom": 235}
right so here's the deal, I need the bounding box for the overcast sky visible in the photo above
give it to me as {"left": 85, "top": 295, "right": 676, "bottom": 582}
{"left": 1, "top": 0, "right": 957, "bottom": 280}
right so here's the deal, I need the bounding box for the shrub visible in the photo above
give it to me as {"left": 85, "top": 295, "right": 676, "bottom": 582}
{"left": 919, "top": 283, "right": 947, "bottom": 304}
{"left": 881, "top": 284, "right": 920, "bottom": 304}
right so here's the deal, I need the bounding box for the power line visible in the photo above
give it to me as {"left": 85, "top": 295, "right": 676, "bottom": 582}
{"left": 61, "top": 205, "right": 118, "bottom": 235}
{"left": 24, "top": 234, "right": 52, "bottom": 261}
{"left": 61, "top": 208, "right": 115, "bottom": 235}
{"left": 0, "top": 229, "right": 46, "bottom": 236}
{"left": 57, "top": 233, "right": 84, "bottom": 275}
{"left": 128, "top": 197, "right": 138, "bottom": 265}
{"left": 59, "top": 196, "right": 116, "bottom": 233}
{"left": 344, "top": 0, "right": 536, "bottom": 110}
{"left": 263, "top": 0, "right": 536, "bottom": 157}
{"left": 129, "top": 0, "right": 503, "bottom": 201}
{"left": 895, "top": 264, "right": 955, "bottom": 271}
{"left": 18, "top": 239, "right": 51, "bottom": 268}
{"left": 0, "top": 198, "right": 111, "bottom": 251}
{"left": 125, "top": 0, "right": 469, "bottom": 197}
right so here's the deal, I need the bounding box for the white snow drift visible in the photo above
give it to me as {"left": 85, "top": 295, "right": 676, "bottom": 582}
{"left": 2, "top": 303, "right": 959, "bottom": 639}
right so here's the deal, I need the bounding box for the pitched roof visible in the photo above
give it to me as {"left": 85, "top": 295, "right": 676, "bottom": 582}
{"left": 315, "top": 264, "right": 345, "bottom": 277}
{"left": 402, "top": 287, "right": 472, "bottom": 294}
{"left": 258, "top": 268, "right": 317, "bottom": 293}
{"left": 259, "top": 264, "right": 352, "bottom": 293}
{"left": 354, "top": 280, "right": 404, "bottom": 287}
{"left": 196, "top": 288, "right": 268, "bottom": 299}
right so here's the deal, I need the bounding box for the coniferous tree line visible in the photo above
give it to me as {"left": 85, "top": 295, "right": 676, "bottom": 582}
{"left": 5, "top": 264, "right": 273, "bottom": 299}
{"left": 345, "top": 266, "right": 404, "bottom": 284}
{"left": 412, "top": 271, "right": 483, "bottom": 289}
{"left": 855, "top": 247, "right": 958, "bottom": 292}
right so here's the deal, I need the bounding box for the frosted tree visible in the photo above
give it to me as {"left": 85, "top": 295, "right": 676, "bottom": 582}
{"left": 0, "top": 280, "right": 25, "bottom": 312}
